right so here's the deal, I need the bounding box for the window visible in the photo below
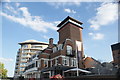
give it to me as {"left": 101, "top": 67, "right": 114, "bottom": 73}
{"left": 44, "top": 60, "right": 48, "bottom": 67}
{"left": 22, "top": 45, "right": 28, "bottom": 48}
{"left": 30, "top": 50, "right": 36, "bottom": 53}
{"left": 51, "top": 61, "right": 52, "bottom": 67}
{"left": 21, "top": 58, "right": 27, "bottom": 62}
{"left": 36, "top": 61, "right": 38, "bottom": 67}
{"left": 20, "top": 63, "right": 26, "bottom": 66}
{"left": 57, "top": 44, "right": 63, "bottom": 50}
{"left": 37, "top": 61, "right": 40, "bottom": 67}
{"left": 20, "top": 71, "right": 24, "bottom": 74}
{"left": 22, "top": 50, "right": 30, "bottom": 53}
{"left": 21, "top": 54, "right": 27, "bottom": 57}
{"left": 67, "top": 45, "right": 72, "bottom": 55}
{"left": 53, "top": 47, "right": 57, "bottom": 53}
{"left": 20, "top": 67, "right": 24, "bottom": 71}
{"left": 55, "top": 58, "right": 59, "bottom": 65}
{"left": 62, "top": 57, "right": 69, "bottom": 66}
{"left": 71, "top": 58, "right": 76, "bottom": 67}
{"left": 31, "top": 46, "right": 42, "bottom": 49}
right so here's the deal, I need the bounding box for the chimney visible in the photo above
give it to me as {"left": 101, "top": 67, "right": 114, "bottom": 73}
{"left": 49, "top": 38, "right": 53, "bottom": 48}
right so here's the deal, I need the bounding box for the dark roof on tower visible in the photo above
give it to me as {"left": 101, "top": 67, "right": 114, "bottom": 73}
{"left": 111, "top": 42, "right": 120, "bottom": 51}
{"left": 57, "top": 16, "right": 83, "bottom": 27}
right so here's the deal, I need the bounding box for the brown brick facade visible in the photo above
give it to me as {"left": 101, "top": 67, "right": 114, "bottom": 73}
{"left": 24, "top": 16, "right": 91, "bottom": 78}
{"left": 38, "top": 16, "right": 85, "bottom": 70}
{"left": 58, "top": 22, "right": 83, "bottom": 44}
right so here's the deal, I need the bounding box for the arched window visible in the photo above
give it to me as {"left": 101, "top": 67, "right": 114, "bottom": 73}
{"left": 67, "top": 45, "right": 72, "bottom": 55}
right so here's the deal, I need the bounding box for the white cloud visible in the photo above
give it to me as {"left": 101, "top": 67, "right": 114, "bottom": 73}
{"left": 88, "top": 32, "right": 104, "bottom": 40}
{"left": 43, "top": 35, "right": 49, "bottom": 40}
{"left": 1, "top": 3, "right": 58, "bottom": 33}
{"left": 0, "top": 57, "right": 13, "bottom": 62}
{"left": 93, "top": 33, "right": 104, "bottom": 40}
{"left": 48, "top": 1, "right": 80, "bottom": 8}
{"left": 88, "top": 2, "right": 118, "bottom": 30}
{"left": 2, "top": 0, "right": 11, "bottom": 2}
{"left": 47, "top": 0, "right": 116, "bottom": 8}
{"left": 4, "top": 3, "right": 18, "bottom": 14}
{"left": 19, "top": 7, "right": 32, "bottom": 21}
{"left": 88, "top": 32, "right": 93, "bottom": 36}
{"left": 64, "top": 8, "right": 76, "bottom": 13}
{"left": 64, "top": 8, "right": 71, "bottom": 13}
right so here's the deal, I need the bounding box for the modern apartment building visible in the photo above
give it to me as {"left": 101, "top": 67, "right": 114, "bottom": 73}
{"left": 14, "top": 40, "right": 48, "bottom": 78}
{"left": 24, "top": 16, "right": 93, "bottom": 78}
{"left": 111, "top": 42, "right": 120, "bottom": 67}
{"left": 23, "top": 53, "right": 40, "bottom": 78}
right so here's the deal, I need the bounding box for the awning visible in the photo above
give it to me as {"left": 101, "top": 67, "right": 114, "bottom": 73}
{"left": 64, "top": 68, "right": 91, "bottom": 73}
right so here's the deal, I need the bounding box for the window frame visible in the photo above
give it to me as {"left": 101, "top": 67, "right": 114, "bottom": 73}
{"left": 66, "top": 45, "right": 73, "bottom": 55}
{"left": 71, "top": 58, "right": 77, "bottom": 67}
{"left": 62, "top": 57, "right": 69, "bottom": 66}
{"left": 44, "top": 60, "right": 48, "bottom": 67}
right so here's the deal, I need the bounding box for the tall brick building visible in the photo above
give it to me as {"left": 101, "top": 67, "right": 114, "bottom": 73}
{"left": 24, "top": 16, "right": 92, "bottom": 78}
{"left": 111, "top": 42, "right": 120, "bottom": 67}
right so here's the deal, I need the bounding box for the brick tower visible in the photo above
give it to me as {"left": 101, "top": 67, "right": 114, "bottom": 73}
{"left": 57, "top": 16, "right": 84, "bottom": 68}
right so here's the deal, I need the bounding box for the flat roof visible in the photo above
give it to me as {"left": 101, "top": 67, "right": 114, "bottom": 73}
{"left": 19, "top": 40, "right": 48, "bottom": 45}
{"left": 57, "top": 16, "right": 83, "bottom": 27}
{"left": 57, "top": 22, "right": 83, "bottom": 32}
{"left": 111, "top": 42, "right": 120, "bottom": 51}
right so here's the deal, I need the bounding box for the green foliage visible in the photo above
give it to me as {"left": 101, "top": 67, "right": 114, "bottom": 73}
{"left": 0, "top": 62, "right": 8, "bottom": 78}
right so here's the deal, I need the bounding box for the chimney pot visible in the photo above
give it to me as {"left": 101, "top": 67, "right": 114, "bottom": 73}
{"left": 49, "top": 38, "right": 53, "bottom": 48}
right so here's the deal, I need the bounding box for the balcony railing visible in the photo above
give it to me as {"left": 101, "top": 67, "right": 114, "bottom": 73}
{"left": 24, "top": 67, "right": 38, "bottom": 73}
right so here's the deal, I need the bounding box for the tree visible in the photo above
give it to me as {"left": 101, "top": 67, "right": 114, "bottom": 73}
{"left": 0, "top": 62, "right": 7, "bottom": 78}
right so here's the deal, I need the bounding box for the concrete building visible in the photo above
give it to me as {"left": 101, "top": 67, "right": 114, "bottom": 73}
{"left": 14, "top": 40, "right": 48, "bottom": 78}
{"left": 111, "top": 42, "right": 120, "bottom": 67}
{"left": 23, "top": 53, "right": 40, "bottom": 78}
{"left": 24, "top": 38, "right": 54, "bottom": 78}
{"left": 24, "top": 16, "right": 93, "bottom": 78}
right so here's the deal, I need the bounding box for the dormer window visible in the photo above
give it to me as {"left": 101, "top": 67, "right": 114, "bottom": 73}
{"left": 53, "top": 47, "right": 57, "bottom": 53}
{"left": 57, "top": 44, "right": 63, "bottom": 50}
{"left": 66, "top": 45, "right": 72, "bottom": 55}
